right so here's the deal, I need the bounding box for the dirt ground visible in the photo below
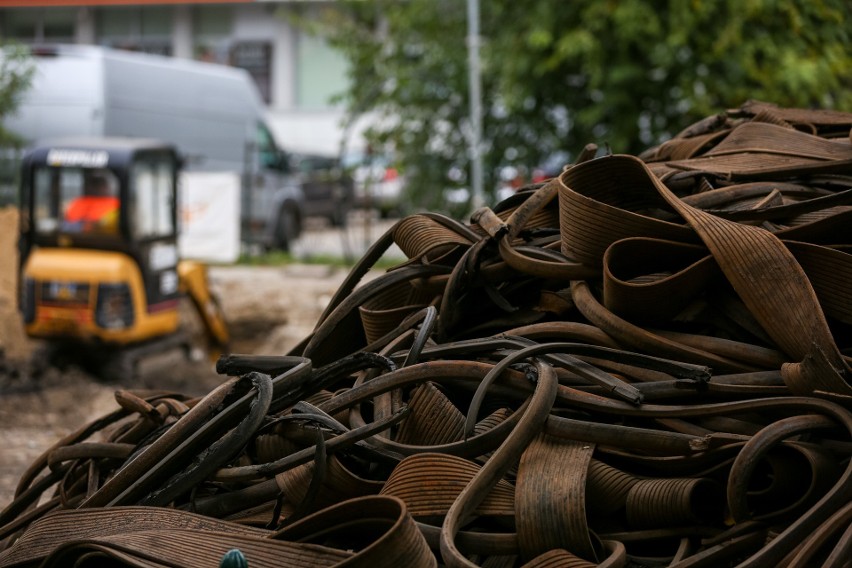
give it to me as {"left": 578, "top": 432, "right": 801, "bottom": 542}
{"left": 0, "top": 206, "right": 378, "bottom": 509}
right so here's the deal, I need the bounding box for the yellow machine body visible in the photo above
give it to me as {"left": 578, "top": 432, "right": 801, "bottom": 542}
{"left": 22, "top": 247, "right": 179, "bottom": 345}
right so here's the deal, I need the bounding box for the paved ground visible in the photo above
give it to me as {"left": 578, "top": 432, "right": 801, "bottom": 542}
{"left": 291, "top": 210, "right": 404, "bottom": 263}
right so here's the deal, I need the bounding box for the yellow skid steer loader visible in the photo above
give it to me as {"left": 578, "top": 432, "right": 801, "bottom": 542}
{"left": 18, "top": 138, "right": 229, "bottom": 380}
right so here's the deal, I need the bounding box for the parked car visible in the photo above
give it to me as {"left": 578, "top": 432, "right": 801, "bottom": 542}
{"left": 342, "top": 151, "right": 405, "bottom": 217}
{"left": 289, "top": 153, "right": 354, "bottom": 226}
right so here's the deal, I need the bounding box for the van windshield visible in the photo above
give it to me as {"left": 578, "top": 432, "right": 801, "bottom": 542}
{"left": 33, "top": 167, "right": 120, "bottom": 235}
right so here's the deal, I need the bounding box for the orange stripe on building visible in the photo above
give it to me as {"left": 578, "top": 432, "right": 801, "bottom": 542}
{"left": 0, "top": 0, "right": 252, "bottom": 7}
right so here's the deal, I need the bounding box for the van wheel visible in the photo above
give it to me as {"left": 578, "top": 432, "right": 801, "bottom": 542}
{"left": 274, "top": 205, "right": 299, "bottom": 252}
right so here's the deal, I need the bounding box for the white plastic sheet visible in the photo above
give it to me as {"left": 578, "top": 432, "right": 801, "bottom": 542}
{"left": 177, "top": 171, "right": 241, "bottom": 263}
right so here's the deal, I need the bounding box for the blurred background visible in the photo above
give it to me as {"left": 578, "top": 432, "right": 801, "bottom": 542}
{"left": 0, "top": 0, "right": 848, "bottom": 229}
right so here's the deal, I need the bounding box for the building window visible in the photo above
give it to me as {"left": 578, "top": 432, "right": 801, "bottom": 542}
{"left": 42, "top": 9, "right": 75, "bottom": 42}
{"left": 0, "top": 8, "right": 75, "bottom": 44}
{"left": 96, "top": 6, "right": 172, "bottom": 56}
{"left": 193, "top": 5, "right": 233, "bottom": 64}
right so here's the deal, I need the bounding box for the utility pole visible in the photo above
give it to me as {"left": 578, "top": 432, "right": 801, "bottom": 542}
{"left": 466, "top": 0, "right": 484, "bottom": 211}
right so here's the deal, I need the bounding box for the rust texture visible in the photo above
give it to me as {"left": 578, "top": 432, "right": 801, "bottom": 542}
{"left": 1, "top": 101, "right": 852, "bottom": 567}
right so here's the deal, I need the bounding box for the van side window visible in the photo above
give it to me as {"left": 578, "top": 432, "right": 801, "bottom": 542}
{"left": 256, "top": 123, "right": 286, "bottom": 171}
{"left": 131, "top": 158, "right": 174, "bottom": 238}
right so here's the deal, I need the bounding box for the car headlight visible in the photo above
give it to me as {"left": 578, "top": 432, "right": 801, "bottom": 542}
{"left": 95, "top": 283, "right": 134, "bottom": 329}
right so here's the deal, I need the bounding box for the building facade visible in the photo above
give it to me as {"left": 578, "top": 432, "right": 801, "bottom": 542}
{"left": 0, "top": 0, "right": 356, "bottom": 155}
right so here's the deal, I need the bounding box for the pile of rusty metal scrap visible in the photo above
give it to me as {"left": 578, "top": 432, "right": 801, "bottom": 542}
{"left": 1, "top": 100, "right": 851, "bottom": 567}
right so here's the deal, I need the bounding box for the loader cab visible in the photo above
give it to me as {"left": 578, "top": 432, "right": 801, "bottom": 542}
{"left": 19, "top": 138, "right": 182, "bottom": 345}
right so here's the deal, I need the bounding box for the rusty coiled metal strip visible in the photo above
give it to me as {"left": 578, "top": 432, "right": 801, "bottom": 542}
{"left": 570, "top": 280, "right": 754, "bottom": 372}
{"left": 703, "top": 121, "right": 852, "bottom": 160}
{"left": 41, "top": 528, "right": 353, "bottom": 568}
{"left": 783, "top": 500, "right": 852, "bottom": 568}
{"left": 558, "top": 167, "right": 695, "bottom": 267}
{"left": 71, "top": 380, "right": 235, "bottom": 508}
{"left": 140, "top": 372, "right": 273, "bottom": 507}
{"left": 275, "top": 453, "right": 383, "bottom": 516}
{"left": 503, "top": 321, "right": 620, "bottom": 348}
{"left": 519, "top": 548, "right": 595, "bottom": 568}
{"left": 380, "top": 453, "right": 514, "bottom": 519}
{"left": 393, "top": 214, "right": 474, "bottom": 263}
{"left": 0, "top": 507, "right": 270, "bottom": 567}
{"left": 743, "top": 443, "right": 840, "bottom": 524}
{"left": 401, "top": 305, "right": 438, "bottom": 368}
{"left": 694, "top": 150, "right": 852, "bottom": 177}
{"left": 651, "top": 129, "right": 732, "bottom": 162}
{"left": 2, "top": 101, "right": 852, "bottom": 566}
{"left": 473, "top": 180, "right": 600, "bottom": 281}
{"left": 519, "top": 539, "right": 626, "bottom": 568}
{"left": 726, "top": 414, "right": 840, "bottom": 523}
{"left": 436, "top": 236, "right": 492, "bottom": 339}
{"left": 46, "top": 443, "right": 135, "bottom": 472}
{"left": 497, "top": 236, "right": 599, "bottom": 280}
{"left": 304, "top": 263, "right": 448, "bottom": 366}
{"left": 395, "top": 382, "right": 466, "bottom": 446}
{"left": 440, "top": 359, "right": 557, "bottom": 567}
{"left": 415, "top": 521, "right": 518, "bottom": 557}
{"left": 736, "top": 100, "right": 852, "bottom": 130}
{"left": 602, "top": 238, "right": 719, "bottom": 323}
{"left": 584, "top": 460, "right": 638, "bottom": 519}
{"left": 681, "top": 181, "right": 824, "bottom": 208}
{"left": 784, "top": 241, "right": 852, "bottom": 325}
{"left": 329, "top": 361, "right": 528, "bottom": 460}
{"left": 358, "top": 279, "right": 435, "bottom": 344}
{"left": 625, "top": 477, "right": 724, "bottom": 529}
{"left": 212, "top": 404, "right": 408, "bottom": 483}
{"left": 516, "top": 434, "right": 597, "bottom": 561}
{"left": 8, "top": 391, "right": 188, "bottom": 506}
{"left": 274, "top": 495, "right": 436, "bottom": 568}
{"left": 648, "top": 330, "right": 787, "bottom": 370}
{"left": 545, "top": 415, "right": 711, "bottom": 455}
{"left": 634, "top": 150, "right": 852, "bottom": 395}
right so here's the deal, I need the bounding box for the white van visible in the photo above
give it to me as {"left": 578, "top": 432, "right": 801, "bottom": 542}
{"left": 5, "top": 44, "right": 305, "bottom": 252}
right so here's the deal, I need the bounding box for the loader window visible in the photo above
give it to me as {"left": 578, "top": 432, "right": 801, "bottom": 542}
{"left": 131, "top": 158, "right": 174, "bottom": 239}
{"left": 34, "top": 167, "right": 119, "bottom": 234}
{"left": 33, "top": 168, "right": 64, "bottom": 232}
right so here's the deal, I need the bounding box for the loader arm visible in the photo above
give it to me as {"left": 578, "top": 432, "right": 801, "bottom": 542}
{"left": 177, "top": 260, "right": 230, "bottom": 355}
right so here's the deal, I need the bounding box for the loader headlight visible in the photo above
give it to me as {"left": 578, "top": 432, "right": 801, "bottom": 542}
{"left": 95, "top": 283, "right": 134, "bottom": 329}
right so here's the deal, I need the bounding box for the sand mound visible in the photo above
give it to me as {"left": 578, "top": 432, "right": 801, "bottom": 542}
{"left": 0, "top": 207, "right": 30, "bottom": 361}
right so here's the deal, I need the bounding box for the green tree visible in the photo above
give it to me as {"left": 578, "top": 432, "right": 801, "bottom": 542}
{"left": 0, "top": 42, "right": 34, "bottom": 205}
{"left": 313, "top": 0, "right": 852, "bottom": 215}
{"left": 0, "top": 42, "right": 34, "bottom": 147}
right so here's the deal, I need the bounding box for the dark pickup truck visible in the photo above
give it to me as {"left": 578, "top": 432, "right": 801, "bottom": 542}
{"left": 290, "top": 153, "right": 355, "bottom": 227}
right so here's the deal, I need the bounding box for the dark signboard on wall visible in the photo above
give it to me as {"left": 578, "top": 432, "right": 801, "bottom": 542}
{"left": 231, "top": 41, "right": 272, "bottom": 104}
